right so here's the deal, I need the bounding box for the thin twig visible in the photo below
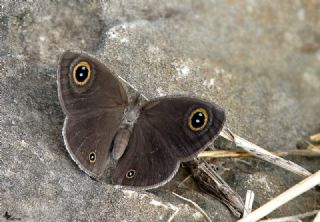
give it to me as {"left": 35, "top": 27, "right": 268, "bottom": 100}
{"left": 167, "top": 208, "right": 180, "bottom": 222}
{"left": 237, "top": 170, "right": 320, "bottom": 222}
{"left": 243, "top": 190, "right": 255, "bottom": 217}
{"left": 310, "top": 133, "right": 320, "bottom": 143}
{"left": 259, "top": 210, "right": 320, "bottom": 222}
{"left": 220, "top": 128, "right": 311, "bottom": 177}
{"left": 198, "top": 149, "right": 320, "bottom": 158}
{"left": 314, "top": 211, "right": 320, "bottom": 222}
{"left": 172, "top": 192, "right": 213, "bottom": 222}
{"left": 186, "top": 159, "right": 244, "bottom": 217}
{"left": 117, "top": 75, "right": 149, "bottom": 101}
{"left": 309, "top": 144, "right": 320, "bottom": 151}
{"left": 177, "top": 175, "right": 192, "bottom": 188}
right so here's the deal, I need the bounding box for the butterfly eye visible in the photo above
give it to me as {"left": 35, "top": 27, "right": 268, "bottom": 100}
{"left": 89, "top": 152, "right": 96, "bottom": 163}
{"left": 126, "top": 169, "right": 136, "bottom": 179}
{"left": 73, "top": 61, "right": 91, "bottom": 86}
{"left": 188, "top": 108, "right": 208, "bottom": 131}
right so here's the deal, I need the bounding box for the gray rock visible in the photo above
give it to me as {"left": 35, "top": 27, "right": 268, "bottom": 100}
{"left": 0, "top": 0, "right": 319, "bottom": 221}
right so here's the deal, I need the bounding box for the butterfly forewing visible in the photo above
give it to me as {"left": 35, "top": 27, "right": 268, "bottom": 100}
{"left": 57, "top": 51, "right": 128, "bottom": 178}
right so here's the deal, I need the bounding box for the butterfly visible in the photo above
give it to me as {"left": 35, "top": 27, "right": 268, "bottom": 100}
{"left": 57, "top": 51, "right": 225, "bottom": 190}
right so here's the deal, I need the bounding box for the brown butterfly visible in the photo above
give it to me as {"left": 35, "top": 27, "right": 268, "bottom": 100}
{"left": 57, "top": 51, "right": 225, "bottom": 190}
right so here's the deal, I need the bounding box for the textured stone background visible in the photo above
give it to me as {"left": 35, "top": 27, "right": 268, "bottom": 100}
{"left": 0, "top": 0, "right": 319, "bottom": 221}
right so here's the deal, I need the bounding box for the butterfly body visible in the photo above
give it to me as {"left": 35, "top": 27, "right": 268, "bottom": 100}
{"left": 57, "top": 51, "right": 226, "bottom": 190}
{"left": 112, "top": 98, "right": 142, "bottom": 160}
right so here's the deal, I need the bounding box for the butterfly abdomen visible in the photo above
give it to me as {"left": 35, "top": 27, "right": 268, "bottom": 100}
{"left": 112, "top": 127, "right": 131, "bottom": 160}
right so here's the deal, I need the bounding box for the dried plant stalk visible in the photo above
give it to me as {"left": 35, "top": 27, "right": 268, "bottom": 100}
{"left": 259, "top": 210, "right": 320, "bottom": 222}
{"left": 172, "top": 192, "right": 212, "bottom": 222}
{"left": 314, "top": 211, "right": 320, "bottom": 222}
{"left": 310, "top": 133, "right": 320, "bottom": 143}
{"left": 243, "top": 190, "right": 255, "bottom": 217}
{"left": 198, "top": 149, "right": 320, "bottom": 158}
{"left": 186, "top": 159, "right": 244, "bottom": 218}
{"left": 237, "top": 170, "right": 320, "bottom": 222}
{"left": 219, "top": 128, "right": 311, "bottom": 177}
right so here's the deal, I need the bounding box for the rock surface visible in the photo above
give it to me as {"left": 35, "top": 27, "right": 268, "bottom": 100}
{"left": 0, "top": 0, "right": 319, "bottom": 221}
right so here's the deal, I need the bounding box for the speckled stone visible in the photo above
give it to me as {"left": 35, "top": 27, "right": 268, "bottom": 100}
{"left": 1, "top": 0, "right": 319, "bottom": 221}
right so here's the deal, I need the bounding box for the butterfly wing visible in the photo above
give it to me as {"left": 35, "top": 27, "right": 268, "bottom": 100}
{"left": 112, "top": 97, "right": 225, "bottom": 189}
{"left": 57, "top": 51, "right": 128, "bottom": 178}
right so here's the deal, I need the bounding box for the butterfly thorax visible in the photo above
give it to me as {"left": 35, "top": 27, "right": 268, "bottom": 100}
{"left": 122, "top": 105, "right": 140, "bottom": 126}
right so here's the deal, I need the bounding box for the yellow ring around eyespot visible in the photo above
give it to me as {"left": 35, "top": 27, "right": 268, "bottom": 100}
{"left": 126, "top": 169, "right": 136, "bottom": 179}
{"left": 89, "top": 151, "right": 96, "bottom": 163}
{"left": 188, "top": 108, "right": 209, "bottom": 132}
{"left": 73, "top": 61, "right": 91, "bottom": 86}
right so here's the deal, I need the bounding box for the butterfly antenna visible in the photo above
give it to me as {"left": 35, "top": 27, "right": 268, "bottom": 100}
{"left": 117, "top": 75, "right": 149, "bottom": 101}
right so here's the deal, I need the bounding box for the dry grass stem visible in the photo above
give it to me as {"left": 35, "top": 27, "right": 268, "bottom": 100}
{"left": 172, "top": 192, "right": 212, "bottom": 222}
{"left": 167, "top": 208, "right": 180, "bottom": 222}
{"left": 219, "top": 128, "right": 311, "bottom": 177}
{"left": 259, "top": 210, "right": 320, "bottom": 222}
{"left": 187, "top": 160, "right": 244, "bottom": 217}
{"left": 177, "top": 175, "right": 192, "bottom": 188}
{"left": 243, "top": 190, "right": 255, "bottom": 217}
{"left": 198, "top": 149, "right": 320, "bottom": 158}
{"left": 308, "top": 144, "right": 320, "bottom": 152}
{"left": 237, "top": 170, "right": 320, "bottom": 222}
{"left": 313, "top": 211, "right": 320, "bottom": 222}
{"left": 310, "top": 133, "right": 320, "bottom": 143}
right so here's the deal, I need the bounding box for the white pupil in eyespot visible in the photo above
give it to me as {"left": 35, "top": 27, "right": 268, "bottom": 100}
{"left": 127, "top": 170, "right": 135, "bottom": 178}
{"left": 75, "top": 65, "right": 89, "bottom": 83}
{"left": 191, "top": 111, "right": 206, "bottom": 129}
